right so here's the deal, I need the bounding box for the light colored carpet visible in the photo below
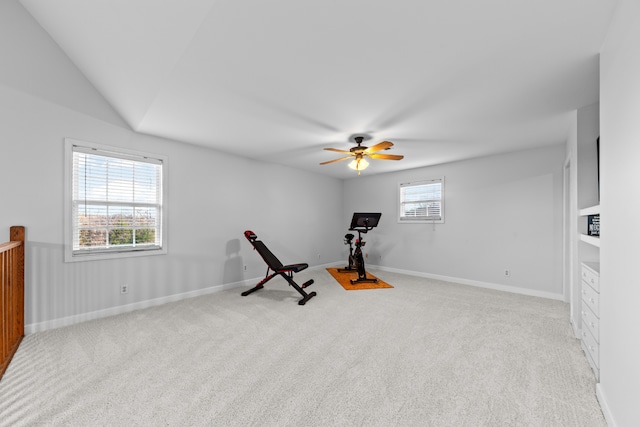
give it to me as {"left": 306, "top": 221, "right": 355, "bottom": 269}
{"left": 0, "top": 269, "right": 605, "bottom": 426}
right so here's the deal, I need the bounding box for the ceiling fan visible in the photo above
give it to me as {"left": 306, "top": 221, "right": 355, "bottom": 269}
{"left": 320, "top": 135, "right": 404, "bottom": 175}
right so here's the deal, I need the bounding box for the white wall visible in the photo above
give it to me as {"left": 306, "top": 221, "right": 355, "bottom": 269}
{"left": 0, "top": 1, "right": 344, "bottom": 331}
{"left": 343, "top": 145, "right": 565, "bottom": 299}
{"left": 599, "top": 0, "right": 640, "bottom": 425}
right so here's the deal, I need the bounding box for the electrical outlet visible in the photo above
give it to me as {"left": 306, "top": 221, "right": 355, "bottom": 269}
{"left": 121, "top": 284, "right": 129, "bottom": 294}
{"left": 504, "top": 269, "right": 510, "bottom": 277}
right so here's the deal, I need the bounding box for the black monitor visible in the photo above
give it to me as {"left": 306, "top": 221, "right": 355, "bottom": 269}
{"left": 349, "top": 212, "right": 381, "bottom": 230}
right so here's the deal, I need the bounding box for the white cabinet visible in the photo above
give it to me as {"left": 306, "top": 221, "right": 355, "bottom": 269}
{"left": 580, "top": 262, "right": 600, "bottom": 379}
{"left": 579, "top": 204, "right": 600, "bottom": 379}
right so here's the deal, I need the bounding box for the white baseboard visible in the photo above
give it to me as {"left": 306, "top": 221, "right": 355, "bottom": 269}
{"left": 24, "top": 262, "right": 341, "bottom": 335}
{"left": 596, "top": 383, "right": 617, "bottom": 427}
{"left": 570, "top": 317, "right": 582, "bottom": 339}
{"left": 24, "top": 262, "right": 561, "bottom": 334}
{"left": 25, "top": 280, "right": 247, "bottom": 334}
{"left": 370, "top": 265, "right": 565, "bottom": 301}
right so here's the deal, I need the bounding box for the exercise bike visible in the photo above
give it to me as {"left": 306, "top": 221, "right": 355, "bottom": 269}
{"left": 337, "top": 233, "right": 356, "bottom": 272}
{"left": 342, "top": 212, "right": 381, "bottom": 284}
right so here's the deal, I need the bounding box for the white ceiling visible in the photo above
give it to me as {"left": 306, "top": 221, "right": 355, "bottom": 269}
{"left": 20, "top": 0, "right": 616, "bottom": 179}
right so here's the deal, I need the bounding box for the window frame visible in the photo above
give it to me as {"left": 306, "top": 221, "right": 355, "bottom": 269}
{"left": 398, "top": 177, "right": 445, "bottom": 224}
{"left": 64, "top": 138, "right": 168, "bottom": 262}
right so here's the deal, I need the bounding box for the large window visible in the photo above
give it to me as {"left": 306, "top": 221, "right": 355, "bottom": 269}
{"left": 398, "top": 178, "right": 444, "bottom": 223}
{"left": 64, "top": 139, "right": 167, "bottom": 261}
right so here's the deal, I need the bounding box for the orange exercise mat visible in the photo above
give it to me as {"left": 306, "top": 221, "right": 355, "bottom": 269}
{"left": 326, "top": 268, "right": 393, "bottom": 290}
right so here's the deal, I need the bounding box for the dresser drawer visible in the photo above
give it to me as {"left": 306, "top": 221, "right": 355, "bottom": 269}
{"left": 581, "top": 264, "right": 600, "bottom": 292}
{"left": 581, "top": 303, "right": 600, "bottom": 342}
{"left": 582, "top": 282, "right": 600, "bottom": 317}
{"left": 581, "top": 327, "right": 599, "bottom": 368}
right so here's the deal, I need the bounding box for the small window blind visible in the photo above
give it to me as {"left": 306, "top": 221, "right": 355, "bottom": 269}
{"left": 70, "top": 144, "right": 164, "bottom": 256}
{"left": 399, "top": 178, "right": 444, "bottom": 223}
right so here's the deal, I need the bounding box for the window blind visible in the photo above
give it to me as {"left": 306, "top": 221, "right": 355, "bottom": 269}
{"left": 71, "top": 145, "right": 163, "bottom": 253}
{"left": 399, "top": 179, "right": 443, "bottom": 222}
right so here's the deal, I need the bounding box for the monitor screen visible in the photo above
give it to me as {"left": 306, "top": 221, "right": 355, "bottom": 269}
{"left": 349, "top": 212, "right": 381, "bottom": 229}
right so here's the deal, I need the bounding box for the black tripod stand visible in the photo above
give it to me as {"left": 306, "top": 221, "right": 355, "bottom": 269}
{"left": 344, "top": 213, "right": 381, "bottom": 284}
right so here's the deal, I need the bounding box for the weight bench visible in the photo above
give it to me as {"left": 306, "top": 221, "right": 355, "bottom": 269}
{"left": 242, "top": 230, "right": 316, "bottom": 305}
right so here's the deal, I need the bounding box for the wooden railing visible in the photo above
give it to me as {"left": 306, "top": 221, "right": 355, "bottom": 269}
{"left": 1, "top": 226, "right": 24, "bottom": 380}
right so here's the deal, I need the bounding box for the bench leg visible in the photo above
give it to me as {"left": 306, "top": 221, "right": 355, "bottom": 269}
{"left": 298, "top": 291, "right": 317, "bottom": 305}
{"left": 282, "top": 274, "right": 317, "bottom": 305}
{"left": 241, "top": 284, "right": 264, "bottom": 296}
{"left": 241, "top": 271, "right": 278, "bottom": 297}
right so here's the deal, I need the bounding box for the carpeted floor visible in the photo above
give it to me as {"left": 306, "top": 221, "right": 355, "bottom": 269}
{"left": 0, "top": 269, "right": 605, "bottom": 426}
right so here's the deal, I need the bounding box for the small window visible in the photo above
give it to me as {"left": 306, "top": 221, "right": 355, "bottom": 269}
{"left": 398, "top": 178, "right": 444, "bottom": 223}
{"left": 64, "top": 139, "right": 167, "bottom": 261}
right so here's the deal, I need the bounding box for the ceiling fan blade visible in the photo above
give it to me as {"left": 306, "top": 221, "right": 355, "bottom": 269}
{"left": 324, "top": 147, "right": 352, "bottom": 154}
{"left": 320, "top": 156, "right": 352, "bottom": 165}
{"left": 368, "top": 153, "right": 404, "bottom": 161}
{"left": 365, "top": 141, "right": 393, "bottom": 154}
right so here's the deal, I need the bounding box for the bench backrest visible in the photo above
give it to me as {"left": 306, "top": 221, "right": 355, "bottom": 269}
{"left": 252, "top": 240, "right": 284, "bottom": 270}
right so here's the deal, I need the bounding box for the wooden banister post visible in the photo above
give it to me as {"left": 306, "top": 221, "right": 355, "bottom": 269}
{"left": 1, "top": 226, "right": 25, "bottom": 380}
{"left": 10, "top": 226, "right": 25, "bottom": 244}
{"left": 10, "top": 226, "right": 25, "bottom": 339}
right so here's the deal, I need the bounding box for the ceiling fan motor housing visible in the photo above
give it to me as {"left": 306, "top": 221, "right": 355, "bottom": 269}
{"left": 351, "top": 136, "right": 367, "bottom": 152}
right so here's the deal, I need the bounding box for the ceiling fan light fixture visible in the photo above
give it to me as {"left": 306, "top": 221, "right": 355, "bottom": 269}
{"left": 320, "top": 135, "right": 403, "bottom": 175}
{"left": 348, "top": 157, "right": 369, "bottom": 175}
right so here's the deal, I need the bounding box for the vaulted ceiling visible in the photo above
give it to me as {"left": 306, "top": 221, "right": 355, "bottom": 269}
{"left": 20, "top": 0, "right": 616, "bottom": 178}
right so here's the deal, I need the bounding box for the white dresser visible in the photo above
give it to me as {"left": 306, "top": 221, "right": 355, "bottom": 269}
{"left": 580, "top": 262, "right": 600, "bottom": 379}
